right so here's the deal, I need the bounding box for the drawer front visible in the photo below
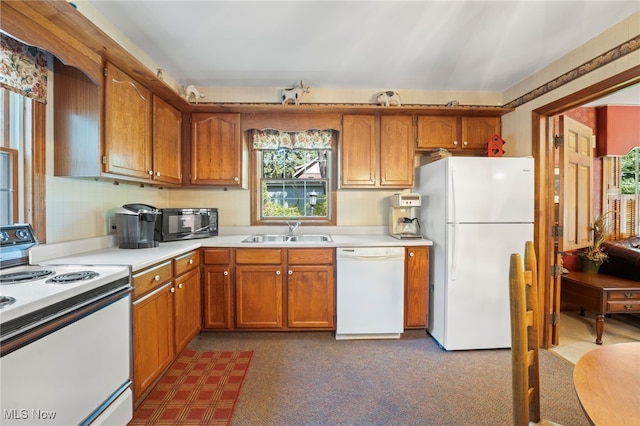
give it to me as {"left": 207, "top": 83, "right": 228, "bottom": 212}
{"left": 607, "top": 301, "right": 640, "bottom": 313}
{"left": 174, "top": 250, "right": 201, "bottom": 276}
{"left": 133, "top": 260, "right": 173, "bottom": 299}
{"left": 235, "top": 248, "right": 283, "bottom": 264}
{"left": 287, "top": 248, "right": 334, "bottom": 265}
{"left": 203, "top": 248, "right": 232, "bottom": 265}
{"left": 608, "top": 290, "right": 640, "bottom": 301}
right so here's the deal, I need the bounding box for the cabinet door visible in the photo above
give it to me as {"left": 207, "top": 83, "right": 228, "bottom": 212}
{"left": 174, "top": 268, "right": 202, "bottom": 353}
{"left": 132, "top": 283, "right": 174, "bottom": 401}
{"left": 287, "top": 265, "right": 335, "bottom": 328}
{"left": 416, "top": 116, "right": 458, "bottom": 151}
{"left": 380, "top": 115, "right": 414, "bottom": 187}
{"left": 461, "top": 116, "right": 500, "bottom": 150}
{"left": 203, "top": 265, "right": 233, "bottom": 330}
{"left": 341, "top": 115, "right": 377, "bottom": 187}
{"left": 104, "top": 62, "right": 152, "bottom": 179}
{"left": 191, "top": 113, "right": 242, "bottom": 185}
{"left": 405, "top": 246, "right": 429, "bottom": 328}
{"left": 235, "top": 266, "right": 284, "bottom": 329}
{"left": 152, "top": 95, "right": 181, "bottom": 184}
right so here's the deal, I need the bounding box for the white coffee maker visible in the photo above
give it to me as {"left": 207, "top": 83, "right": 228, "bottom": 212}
{"left": 388, "top": 193, "right": 422, "bottom": 239}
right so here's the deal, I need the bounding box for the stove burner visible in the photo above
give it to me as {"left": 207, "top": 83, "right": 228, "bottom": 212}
{"left": 46, "top": 271, "right": 99, "bottom": 284}
{"left": 0, "top": 296, "right": 16, "bottom": 308}
{"left": 0, "top": 270, "right": 55, "bottom": 284}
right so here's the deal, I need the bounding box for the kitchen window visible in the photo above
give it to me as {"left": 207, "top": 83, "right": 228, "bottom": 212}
{"left": 0, "top": 88, "right": 31, "bottom": 226}
{"left": 251, "top": 129, "right": 336, "bottom": 225}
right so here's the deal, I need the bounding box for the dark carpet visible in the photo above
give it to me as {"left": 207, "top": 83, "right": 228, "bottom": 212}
{"left": 188, "top": 330, "right": 589, "bottom": 426}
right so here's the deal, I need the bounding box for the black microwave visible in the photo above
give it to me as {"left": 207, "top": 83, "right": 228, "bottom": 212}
{"left": 155, "top": 208, "right": 218, "bottom": 242}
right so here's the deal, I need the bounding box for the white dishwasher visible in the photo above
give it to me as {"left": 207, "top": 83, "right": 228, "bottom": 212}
{"left": 336, "top": 247, "right": 405, "bottom": 340}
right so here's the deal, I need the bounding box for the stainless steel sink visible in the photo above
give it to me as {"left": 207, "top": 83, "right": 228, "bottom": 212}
{"left": 241, "top": 234, "right": 332, "bottom": 243}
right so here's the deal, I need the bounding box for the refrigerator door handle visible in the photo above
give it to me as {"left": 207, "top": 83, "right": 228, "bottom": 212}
{"left": 451, "top": 222, "right": 458, "bottom": 281}
{"left": 450, "top": 164, "right": 457, "bottom": 224}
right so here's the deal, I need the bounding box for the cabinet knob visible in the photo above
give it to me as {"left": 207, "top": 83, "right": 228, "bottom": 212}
{"left": 463, "top": 141, "right": 468, "bottom": 146}
{"left": 170, "top": 287, "right": 175, "bottom": 293}
{"left": 189, "top": 259, "right": 193, "bottom": 265}
{"left": 223, "top": 271, "right": 229, "bottom": 276}
{"left": 178, "top": 283, "right": 183, "bottom": 289}
{"left": 156, "top": 172, "right": 161, "bottom": 177}
{"left": 276, "top": 270, "right": 281, "bottom": 275}
{"left": 154, "top": 275, "right": 160, "bottom": 281}
{"left": 409, "top": 252, "right": 414, "bottom": 257}
{"left": 453, "top": 140, "right": 458, "bottom": 146}
{"left": 148, "top": 170, "right": 154, "bottom": 175}
{"left": 288, "top": 270, "right": 293, "bottom": 275}
{"left": 234, "top": 176, "right": 239, "bottom": 182}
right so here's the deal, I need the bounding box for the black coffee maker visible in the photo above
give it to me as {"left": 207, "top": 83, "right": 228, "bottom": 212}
{"left": 115, "top": 203, "right": 160, "bottom": 249}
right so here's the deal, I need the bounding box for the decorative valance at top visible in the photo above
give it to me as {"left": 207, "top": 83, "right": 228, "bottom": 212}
{"left": 252, "top": 129, "right": 334, "bottom": 150}
{"left": 0, "top": 33, "right": 49, "bottom": 103}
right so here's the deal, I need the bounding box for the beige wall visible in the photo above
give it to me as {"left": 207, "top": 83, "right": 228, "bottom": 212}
{"left": 44, "top": 9, "right": 640, "bottom": 242}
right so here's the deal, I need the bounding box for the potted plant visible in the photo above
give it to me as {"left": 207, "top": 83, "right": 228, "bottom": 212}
{"left": 577, "top": 210, "right": 617, "bottom": 273}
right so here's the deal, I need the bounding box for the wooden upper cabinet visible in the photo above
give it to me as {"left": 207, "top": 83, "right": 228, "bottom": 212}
{"left": 152, "top": 95, "right": 182, "bottom": 184}
{"left": 380, "top": 115, "right": 415, "bottom": 187}
{"left": 104, "top": 62, "right": 153, "bottom": 179}
{"left": 417, "top": 115, "right": 500, "bottom": 152}
{"left": 341, "top": 115, "right": 378, "bottom": 187}
{"left": 341, "top": 114, "right": 414, "bottom": 188}
{"left": 190, "top": 113, "right": 242, "bottom": 186}
{"left": 416, "top": 116, "right": 457, "bottom": 150}
{"left": 461, "top": 116, "right": 500, "bottom": 151}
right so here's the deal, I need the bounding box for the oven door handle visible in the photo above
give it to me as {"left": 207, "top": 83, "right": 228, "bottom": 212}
{"left": 0, "top": 287, "right": 132, "bottom": 357}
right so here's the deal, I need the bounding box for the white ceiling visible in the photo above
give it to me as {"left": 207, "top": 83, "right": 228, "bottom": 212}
{"left": 84, "top": 0, "right": 639, "bottom": 94}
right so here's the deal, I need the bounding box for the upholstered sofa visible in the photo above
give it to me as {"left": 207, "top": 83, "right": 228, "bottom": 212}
{"left": 598, "top": 236, "right": 640, "bottom": 281}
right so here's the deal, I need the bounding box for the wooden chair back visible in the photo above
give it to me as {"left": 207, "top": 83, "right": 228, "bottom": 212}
{"left": 509, "top": 241, "right": 541, "bottom": 425}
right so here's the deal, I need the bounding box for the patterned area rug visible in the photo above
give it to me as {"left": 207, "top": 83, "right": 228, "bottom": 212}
{"left": 130, "top": 349, "right": 253, "bottom": 425}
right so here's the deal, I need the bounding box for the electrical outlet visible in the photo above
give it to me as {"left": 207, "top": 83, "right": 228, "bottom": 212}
{"left": 107, "top": 217, "right": 117, "bottom": 234}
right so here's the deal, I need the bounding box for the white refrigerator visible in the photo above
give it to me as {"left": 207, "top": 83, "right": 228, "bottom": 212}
{"left": 415, "top": 157, "right": 534, "bottom": 350}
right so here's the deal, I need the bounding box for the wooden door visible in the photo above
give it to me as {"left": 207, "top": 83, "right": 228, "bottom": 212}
{"left": 191, "top": 113, "right": 241, "bottom": 185}
{"left": 404, "top": 246, "right": 429, "bottom": 328}
{"left": 553, "top": 115, "right": 594, "bottom": 344}
{"left": 287, "top": 265, "right": 335, "bottom": 328}
{"left": 461, "top": 116, "right": 500, "bottom": 150}
{"left": 203, "top": 265, "right": 233, "bottom": 329}
{"left": 132, "top": 283, "right": 174, "bottom": 401}
{"left": 104, "top": 62, "right": 152, "bottom": 179}
{"left": 235, "top": 266, "right": 284, "bottom": 328}
{"left": 173, "top": 268, "right": 201, "bottom": 353}
{"left": 341, "top": 115, "right": 377, "bottom": 187}
{"left": 380, "top": 115, "right": 415, "bottom": 187}
{"left": 416, "top": 116, "right": 457, "bottom": 151}
{"left": 152, "top": 95, "right": 181, "bottom": 184}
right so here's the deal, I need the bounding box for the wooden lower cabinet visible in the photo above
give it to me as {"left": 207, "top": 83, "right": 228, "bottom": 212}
{"left": 132, "top": 250, "right": 201, "bottom": 404}
{"left": 404, "top": 246, "right": 430, "bottom": 329}
{"left": 236, "top": 265, "right": 284, "bottom": 328}
{"left": 173, "top": 267, "right": 202, "bottom": 352}
{"left": 203, "top": 248, "right": 234, "bottom": 329}
{"left": 287, "top": 248, "right": 335, "bottom": 329}
{"left": 132, "top": 282, "right": 174, "bottom": 401}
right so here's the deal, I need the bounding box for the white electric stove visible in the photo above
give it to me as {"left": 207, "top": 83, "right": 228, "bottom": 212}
{"left": 0, "top": 224, "right": 134, "bottom": 425}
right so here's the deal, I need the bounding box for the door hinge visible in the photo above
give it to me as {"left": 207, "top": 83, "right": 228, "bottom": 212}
{"left": 550, "top": 312, "right": 559, "bottom": 326}
{"left": 551, "top": 224, "right": 563, "bottom": 237}
{"left": 102, "top": 155, "right": 107, "bottom": 164}
{"left": 550, "top": 264, "right": 564, "bottom": 277}
{"left": 553, "top": 135, "right": 563, "bottom": 148}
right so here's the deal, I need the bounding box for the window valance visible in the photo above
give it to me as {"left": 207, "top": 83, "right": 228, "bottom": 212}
{"left": 0, "top": 33, "right": 49, "bottom": 103}
{"left": 252, "top": 129, "right": 334, "bottom": 150}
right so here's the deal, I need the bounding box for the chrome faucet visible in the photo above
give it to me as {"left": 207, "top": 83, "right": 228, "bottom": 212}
{"left": 286, "top": 220, "right": 301, "bottom": 237}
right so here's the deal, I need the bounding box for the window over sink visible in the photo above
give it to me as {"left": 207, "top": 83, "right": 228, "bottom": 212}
{"left": 251, "top": 129, "right": 336, "bottom": 225}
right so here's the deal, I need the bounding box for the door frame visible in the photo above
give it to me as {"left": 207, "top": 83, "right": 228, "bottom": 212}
{"left": 532, "top": 65, "right": 640, "bottom": 348}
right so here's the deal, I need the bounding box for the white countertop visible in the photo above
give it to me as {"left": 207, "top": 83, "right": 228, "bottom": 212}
{"left": 36, "top": 233, "right": 432, "bottom": 272}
